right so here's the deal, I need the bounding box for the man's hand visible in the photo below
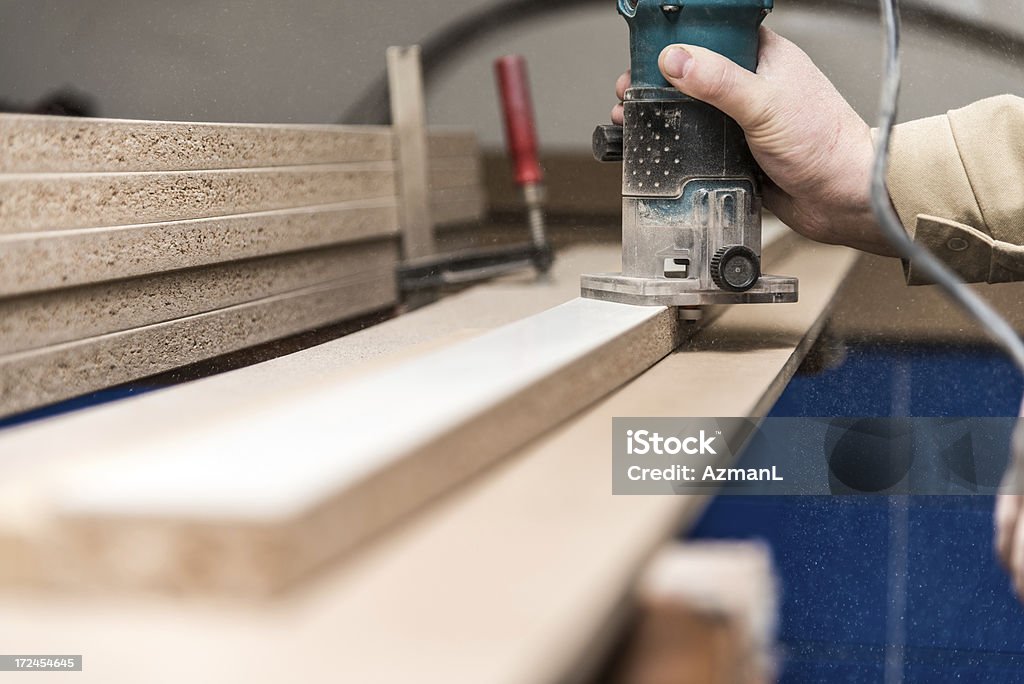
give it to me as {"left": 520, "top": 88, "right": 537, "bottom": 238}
{"left": 612, "top": 28, "right": 899, "bottom": 257}
{"left": 996, "top": 420, "right": 1024, "bottom": 596}
{"left": 995, "top": 494, "right": 1024, "bottom": 596}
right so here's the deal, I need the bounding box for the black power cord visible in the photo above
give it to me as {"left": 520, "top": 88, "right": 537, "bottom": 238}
{"left": 870, "top": 0, "right": 1024, "bottom": 375}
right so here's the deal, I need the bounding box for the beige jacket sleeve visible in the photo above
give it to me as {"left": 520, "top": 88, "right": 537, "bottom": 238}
{"left": 886, "top": 94, "right": 1024, "bottom": 285}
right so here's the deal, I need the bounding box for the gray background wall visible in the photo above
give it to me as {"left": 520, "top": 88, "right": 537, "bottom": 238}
{"left": 2, "top": 0, "right": 1022, "bottom": 148}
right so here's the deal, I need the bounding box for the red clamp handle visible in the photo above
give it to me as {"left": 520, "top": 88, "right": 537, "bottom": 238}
{"left": 495, "top": 55, "right": 544, "bottom": 187}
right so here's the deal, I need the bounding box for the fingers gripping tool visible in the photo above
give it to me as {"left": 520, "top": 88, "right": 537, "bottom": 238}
{"left": 581, "top": 0, "right": 798, "bottom": 306}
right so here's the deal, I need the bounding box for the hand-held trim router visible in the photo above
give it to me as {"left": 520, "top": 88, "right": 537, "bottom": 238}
{"left": 581, "top": 0, "right": 798, "bottom": 306}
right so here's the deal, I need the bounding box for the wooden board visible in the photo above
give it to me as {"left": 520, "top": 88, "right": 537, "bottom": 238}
{"left": 0, "top": 239, "right": 856, "bottom": 683}
{"left": 0, "top": 113, "right": 478, "bottom": 173}
{"left": 0, "top": 165, "right": 398, "bottom": 233}
{"left": 426, "top": 151, "right": 484, "bottom": 228}
{"left": 0, "top": 147, "right": 480, "bottom": 235}
{"left": 41, "top": 298, "right": 678, "bottom": 594}
{"left": 426, "top": 156, "right": 482, "bottom": 193}
{"left": 428, "top": 156, "right": 484, "bottom": 227}
{"left": 0, "top": 241, "right": 397, "bottom": 355}
{"left": 484, "top": 150, "right": 621, "bottom": 217}
{"left": 426, "top": 130, "right": 480, "bottom": 160}
{"left": 0, "top": 273, "right": 396, "bottom": 417}
{"left": 430, "top": 187, "right": 485, "bottom": 227}
{"left": 0, "top": 200, "right": 399, "bottom": 297}
{"left": 0, "top": 114, "right": 394, "bottom": 173}
{"left": 388, "top": 45, "right": 435, "bottom": 259}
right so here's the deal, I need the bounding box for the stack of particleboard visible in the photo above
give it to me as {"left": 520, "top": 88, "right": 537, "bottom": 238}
{"left": 0, "top": 114, "right": 484, "bottom": 417}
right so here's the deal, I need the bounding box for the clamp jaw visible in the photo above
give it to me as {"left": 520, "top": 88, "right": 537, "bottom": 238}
{"left": 581, "top": 0, "right": 797, "bottom": 307}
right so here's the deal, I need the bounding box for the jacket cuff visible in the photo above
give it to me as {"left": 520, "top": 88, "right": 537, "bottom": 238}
{"left": 886, "top": 114, "right": 986, "bottom": 237}
{"left": 904, "top": 215, "right": 1024, "bottom": 285}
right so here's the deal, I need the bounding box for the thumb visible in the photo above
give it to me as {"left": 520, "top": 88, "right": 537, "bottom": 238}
{"left": 659, "top": 44, "right": 769, "bottom": 130}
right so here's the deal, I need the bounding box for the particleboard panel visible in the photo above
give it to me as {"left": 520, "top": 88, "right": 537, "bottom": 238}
{"left": 426, "top": 156, "right": 481, "bottom": 191}
{"left": 0, "top": 164, "right": 398, "bottom": 233}
{"left": 428, "top": 153, "right": 485, "bottom": 227}
{"left": 426, "top": 129, "right": 480, "bottom": 160}
{"left": 43, "top": 298, "right": 679, "bottom": 595}
{"left": 0, "top": 274, "right": 396, "bottom": 417}
{"left": 388, "top": 45, "right": 435, "bottom": 260}
{"left": 484, "top": 150, "right": 622, "bottom": 216}
{"left": 428, "top": 183, "right": 484, "bottom": 203}
{"left": 430, "top": 188, "right": 485, "bottom": 227}
{"left": 0, "top": 240, "right": 855, "bottom": 684}
{"left": 428, "top": 149, "right": 483, "bottom": 228}
{"left": 0, "top": 113, "right": 478, "bottom": 173}
{"left": 0, "top": 200, "right": 399, "bottom": 297}
{"left": 0, "top": 115, "right": 394, "bottom": 173}
{"left": 0, "top": 240, "right": 397, "bottom": 355}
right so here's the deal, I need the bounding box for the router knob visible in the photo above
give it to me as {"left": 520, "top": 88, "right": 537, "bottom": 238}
{"left": 710, "top": 245, "right": 760, "bottom": 292}
{"left": 592, "top": 125, "right": 623, "bottom": 162}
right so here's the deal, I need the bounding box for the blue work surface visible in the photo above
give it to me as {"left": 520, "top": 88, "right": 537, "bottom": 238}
{"left": 688, "top": 343, "right": 1024, "bottom": 682}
